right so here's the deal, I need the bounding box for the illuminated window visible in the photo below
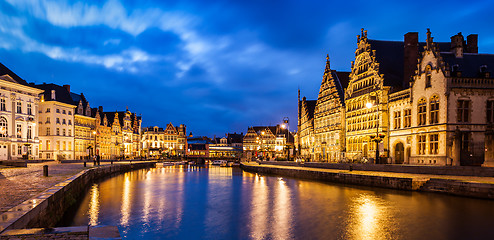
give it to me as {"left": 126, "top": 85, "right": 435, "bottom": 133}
{"left": 16, "top": 124, "right": 21, "bottom": 138}
{"left": 418, "top": 99, "right": 427, "bottom": 126}
{"left": 457, "top": 100, "right": 470, "bottom": 123}
{"left": 394, "top": 111, "right": 401, "bottom": 129}
{"left": 429, "top": 134, "right": 438, "bottom": 155}
{"left": 47, "top": 140, "right": 51, "bottom": 150}
{"left": 417, "top": 135, "right": 426, "bottom": 155}
{"left": 0, "top": 117, "right": 7, "bottom": 137}
{"left": 429, "top": 96, "right": 439, "bottom": 124}
{"left": 27, "top": 125, "right": 32, "bottom": 139}
{"left": 404, "top": 109, "right": 411, "bottom": 128}
{"left": 56, "top": 128, "right": 60, "bottom": 136}
{"left": 0, "top": 98, "right": 5, "bottom": 111}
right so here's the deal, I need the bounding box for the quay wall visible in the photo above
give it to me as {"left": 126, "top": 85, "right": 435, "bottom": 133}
{"left": 257, "top": 161, "right": 494, "bottom": 177}
{"left": 242, "top": 163, "right": 494, "bottom": 199}
{"left": 0, "top": 162, "right": 156, "bottom": 233}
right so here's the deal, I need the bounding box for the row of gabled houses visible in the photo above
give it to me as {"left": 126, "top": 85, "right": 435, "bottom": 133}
{"left": 0, "top": 62, "right": 187, "bottom": 161}
{"left": 297, "top": 29, "right": 494, "bottom": 167}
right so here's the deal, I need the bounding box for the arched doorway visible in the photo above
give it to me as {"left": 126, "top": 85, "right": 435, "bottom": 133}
{"left": 395, "top": 142, "right": 404, "bottom": 164}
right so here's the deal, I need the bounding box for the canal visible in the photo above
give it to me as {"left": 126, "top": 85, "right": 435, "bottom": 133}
{"left": 62, "top": 165, "right": 494, "bottom": 240}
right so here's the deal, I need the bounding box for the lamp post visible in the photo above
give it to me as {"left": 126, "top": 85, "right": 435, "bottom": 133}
{"left": 92, "top": 130, "right": 97, "bottom": 157}
{"left": 366, "top": 92, "right": 384, "bottom": 164}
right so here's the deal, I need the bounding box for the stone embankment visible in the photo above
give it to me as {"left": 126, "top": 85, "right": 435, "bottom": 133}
{"left": 0, "top": 161, "right": 156, "bottom": 234}
{"left": 241, "top": 162, "right": 494, "bottom": 199}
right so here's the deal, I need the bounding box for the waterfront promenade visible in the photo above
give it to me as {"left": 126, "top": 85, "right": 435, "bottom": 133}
{"left": 0, "top": 161, "right": 135, "bottom": 214}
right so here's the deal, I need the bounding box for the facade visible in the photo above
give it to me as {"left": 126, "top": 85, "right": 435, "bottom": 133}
{"left": 243, "top": 125, "right": 293, "bottom": 160}
{"left": 100, "top": 109, "right": 141, "bottom": 159}
{"left": 36, "top": 84, "right": 76, "bottom": 161}
{"left": 162, "top": 123, "right": 187, "bottom": 157}
{"left": 209, "top": 133, "right": 244, "bottom": 158}
{"left": 70, "top": 90, "right": 96, "bottom": 160}
{"left": 299, "top": 29, "right": 494, "bottom": 166}
{"left": 142, "top": 126, "right": 165, "bottom": 158}
{"left": 0, "top": 64, "right": 43, "bottom": 161}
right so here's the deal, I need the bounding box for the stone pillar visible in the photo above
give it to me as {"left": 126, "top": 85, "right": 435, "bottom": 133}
{"left": 452, "top": 127, "right": 461, "bottom": 166}
{"left": 482, "top": 128, "right": 494, "bottom": 167}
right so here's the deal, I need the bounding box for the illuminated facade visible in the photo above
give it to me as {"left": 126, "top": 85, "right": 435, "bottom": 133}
{"left": 0, "top": 65, "right": 43, "bottom": 161}
{"left": 94, "top": 109, "right": 114, "bottom": 159}
{"left": 209, "top": 133, "right": 243, "bottom": 158}
{"left": 36, "top": 84, "right": 76, "bottom": 161}
{"left": 161, "top": 123, "right": 187, "bottom": 157}
{"left": 70, "top": 91, "right": 96, "bottom": 160}
{"left": 243, "top": 125, "right": 293, "bottom": 160}
{"left": 299, "top": 28, "right": 494, "bottom": 166}
{"left": 142, "top": 126, "right": 165, "bottom": 158}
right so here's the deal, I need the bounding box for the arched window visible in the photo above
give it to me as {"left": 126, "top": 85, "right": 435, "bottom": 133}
{"left": 418, "top": 98, "right": 427, "bottom": 126}
{"left": 429, "top": 95, "right": 439, "bottom": 124}
{"left": 0, "top": 117, "right": 7, "bottom": 137}
{"left": 425, "top": 65, "right": 432, "bottom": 88}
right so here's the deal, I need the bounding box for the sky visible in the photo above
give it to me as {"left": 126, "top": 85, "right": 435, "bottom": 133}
{"left": 0, "top": 0, "right": 493, "bottom": 137}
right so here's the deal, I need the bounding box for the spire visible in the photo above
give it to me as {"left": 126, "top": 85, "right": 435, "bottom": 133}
{"left": 426, "top": 28, "right": 434, "bottom": 50}
{"left": 325, "top": 54, "right": 331, "bottom": 73}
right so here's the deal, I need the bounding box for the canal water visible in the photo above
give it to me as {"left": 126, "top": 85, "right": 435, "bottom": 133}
{"left": 63, "top": 166, "right": 494, "bottom": 240}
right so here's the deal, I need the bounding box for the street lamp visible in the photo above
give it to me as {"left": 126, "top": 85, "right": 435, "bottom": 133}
{"left": 92, "top": 131, "right": 97, "bottom": 157}
{"left": 367, "top": 93, "right": 384, "bottom": 164}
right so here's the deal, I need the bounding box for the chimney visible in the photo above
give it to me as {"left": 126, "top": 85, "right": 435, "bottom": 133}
{"left": 98, "top": 106, "right": 103, "bottom": 113}
{"left": 63, "top": 84, "right": 70, "bottom": 93}
{"left": 466, "top": 34, "right": 478, "bottom": 53}
{"left": 51, "top": 90, "right": 56, "bottom": 100}
{"left": 403, "top": 32, "right": 419, "bottom": 88}
{"left": 450, "top": 33, "right": 464, "bottom": 58}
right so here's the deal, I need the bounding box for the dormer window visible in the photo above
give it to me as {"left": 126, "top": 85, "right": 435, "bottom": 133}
{"left": 480, "top": 65, "right": 490, "bottom": 78}
{"left": 452, "top": 64, "right": 461, "bottom": 77}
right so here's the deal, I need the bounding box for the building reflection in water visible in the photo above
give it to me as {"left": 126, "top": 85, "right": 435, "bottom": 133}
{"left": 274, "top": 177, "right": 292, "bottom": 240}
{"left": 141, "top": 170, "right": 152, "bottom": 228}
{"left": 88, "top": 184, "right": 100, "bottom": 226}
{"left": 120, "top": 173, "right": 132, "bottom": 227}
{"left": 249, "top": 174, "right": 268, "bottom": 239}
{"left": 347, "top": 193, "right": 391, "bottom": 240}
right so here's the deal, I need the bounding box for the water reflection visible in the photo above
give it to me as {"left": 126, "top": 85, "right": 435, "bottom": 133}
{"left": 88, "top": 184, "right": 99, "bottom": 226}
{"left": 65, "top": 166, "right": 494, "bottom": 240}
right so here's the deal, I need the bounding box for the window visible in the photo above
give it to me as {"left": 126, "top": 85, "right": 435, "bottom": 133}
{"left": 418, "top": 135, "right": 426, "bottom": 155}
{"left": 57, "top": 118, "right": 61, "bottom": 124}
{"left": 46, "top": 108, "right": 50, "bottom": 113}
{"left": 68, "top": 120, "right": 72, "bottom": 125}
{"left": 425, "top": 65, "right": 432, "bottom": 88}
{"left": 62, "top": 110, "right": 66, "bottom": 114}
{"left": 63, "top": 129, "right": 66, "bottom": 136}
{"left": 68, "top": 111, "right": 71, "bottom": 115}
{"left": 0, "top": 98, "right": 5, "bottom": 111}
{"left": 27, "top": 125, "right": 32, "bottom": 139}
{"left": 56, "top": 109, "right": 60, "bottom": 113}
{"left": 461, "top": 132, "right": 471, "bottom": 152}
{"left": 394, "top": 111, "right": 401, "bottom": 129}
{"left": 457, "top": 100, "right": 470, "bottom": 122}
{"left": 56, "top": 128, "right": 60, "bottom": 136}
{"left": 430, "top": 96, "right": 439, "bottom": 124}
{"left": 39, "top": 140, "right": 42, "bottom": 151}
{"left": 418, "top": 99, "right": 427, "bottom": 126}
{"left": 68, "top": 142, "right": 72, "bottom": 151}
{"left": 0, "top": 117, "right": 7, "bottom": 137}
{"left": 62, "top": 119, "right": 66, "bottom": 125}
{"left": 62, "top": 141, "right": 66, "bottom": 151}
{"left": 404, "top": 109, "right": 411, "bottom": 128}
{"left": 46, "top": 127, "right": 51, "bottom": 136}
{"left": 487, "top": 100, "right": 494, "bottom": 124}
{"left": 68, "top": 129, "right": 71, "bottom": 136}
{"left": 16, "top": 102, "right": 22, "bottom": 113}
{"left": 47, "top": 140, "right": 51, "bottom": 150}
{"left": 27, "top": 103, "right": 32, "bottom": 115}
{"left": 56, "top": 141, "right": 60, "bottom": 150}
{"left": 16, "top": 124, "right": 21, "bottom": 138}
{"left": 46, "top": 117, "right": 50, "bottom": 124}
{"left": 18, "top": 145, "right": 22, "bottom": 155}
{"left": 429, "top": 134, "right": 438, "bottom": 154}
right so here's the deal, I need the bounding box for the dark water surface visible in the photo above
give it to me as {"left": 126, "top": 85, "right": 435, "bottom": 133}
{"left": 64, "top": 166, "right": 494, "bottom": 240}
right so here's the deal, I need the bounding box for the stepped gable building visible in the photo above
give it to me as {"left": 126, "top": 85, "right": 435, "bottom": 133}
{"left": 142, "top": 126, "right": 165, "bottom": 158}
{"left": 36, "top": 83, "right": 76, "bottom": 161}
{"left": 101, "top": 108, "right": 142, "bottom": 158}
{"left": 0, "top": 63, "right": 43, "bottom": 161}
{"left": 297, "top": 56, "right": 348, "bottom": 161}
{"left": 299, "top": 28, "right": 494, "bottom": 166}
{"left": 243, "top": 124, "right": 293, "bottom": 160}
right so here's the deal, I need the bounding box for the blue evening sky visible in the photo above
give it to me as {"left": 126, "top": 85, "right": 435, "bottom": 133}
{"left": 0, "top": 0, "right": 493, "bottom": 137}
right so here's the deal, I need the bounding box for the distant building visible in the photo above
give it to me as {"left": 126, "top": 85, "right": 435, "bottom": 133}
{"left": 0, "top": 63, "right": 43, "bottom": 161}
{"left": 187, "top": 136, "right": 212, "bottom": 158}
{"left": 69, "top": 89, "right": 96, "bottom": 160}
{"left": 142, "top": 126, "right": 165, "bottom": 158}
{"left": 209, "top": 133, "right": 244, "bottom": 158}
{"left": 99, "top": 108, "right": 141, "bottom": 159}
{"left": 243, "top": 124, "right": 294, "bottom": 161}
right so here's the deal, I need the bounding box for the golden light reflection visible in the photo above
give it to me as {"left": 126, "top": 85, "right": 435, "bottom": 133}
{"left": 250, "top": 175, "right": 267, "bottom": 239}
{"left": 120, "top": 174, "right": 132, "bottom": 226}
{"left": 274, "top": 177, "right": 292, "bottom": 239}
{"left": 88, "top": 184, "right": 100, "bottom": 226}
{"left": 142, "top": 170, "right": 152, "bottom": 225}
{"left": 347, "top": 194, "right": 391, "bottom": 240}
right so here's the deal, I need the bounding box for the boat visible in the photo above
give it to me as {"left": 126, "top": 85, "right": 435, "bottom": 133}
{"left": 212, "top": 160, "right": 227, "bottom": 166}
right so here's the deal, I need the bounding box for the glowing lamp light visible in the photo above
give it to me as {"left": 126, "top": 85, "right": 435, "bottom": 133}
{"left": 281, "top": 124, "right": 286, "bottom": 129}
{"left": 366, "top": 102, "right": 373, "bottom": 109}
